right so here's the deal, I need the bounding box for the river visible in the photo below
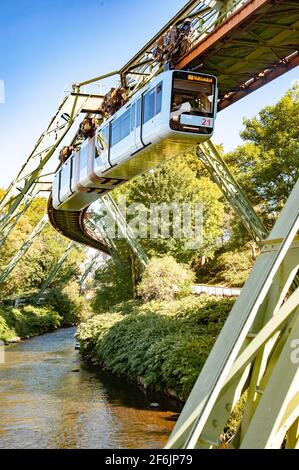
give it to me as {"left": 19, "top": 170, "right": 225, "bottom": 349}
{"left": 0, "top": 327, "right": 181, "bottom": 449}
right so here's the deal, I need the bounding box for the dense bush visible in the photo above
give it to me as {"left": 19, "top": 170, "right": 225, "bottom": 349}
{"left": 0, "top": 281, "right": 92, "bottom": 343}
{"left": 0, "top": 194, "right": 86, "bottom": 302}
{"left": 77, "top": 295, "right": 234, "bottom": 400}
{"left": 91, "top": 260, "right": 134, "bottom": 313}
{"left": 196, "top": 246, "right": 254, "bottom": 287}
{"left": 44, "top": 282, "right": 91, "bottom": 325}
{"left": 0, "top": 305, "right": 62, "bottom": 343}
{"left": 0, "top": 314, "right": 16, "bottom": 342}
{"left": 137, "top": 256, "right": 195, "bottom": 302}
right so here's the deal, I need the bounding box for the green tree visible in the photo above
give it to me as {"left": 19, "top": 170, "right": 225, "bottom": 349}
{"left": 0, "top": 195, "right": 86, "bottom": 300}
{"left": 195, "top": 85, "right": 299, "bottom": 285}
{"left": 124, "top": 154, "right": 224, "bottom": 263}
{"left": 226, "top": 84, "right": 299, "bottom": 223}
{"left": 137, "top": 256, "right": 195, "bottom": 302}
{"left": 91, "top": 154, "right": 224, "bottom": 311}
{"left": 91, "top": 259, "right": 134, "bottom": 313}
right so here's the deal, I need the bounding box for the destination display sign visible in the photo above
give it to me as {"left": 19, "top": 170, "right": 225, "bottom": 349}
{"left": 187, "top": 74, "right": 214, "bottom": 83}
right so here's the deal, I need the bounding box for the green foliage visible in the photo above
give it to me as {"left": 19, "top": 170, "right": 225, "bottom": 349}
{"left": 196, "top": 245, "right": 254, "bottom": 287}
{"left": 91, "top": 259, "right": 134, "bottom": 313}
{"left": 225, "top": 84, "right": 299, "bottom": 238}
{"left": 44, "top": 282, "right": 92, "bottom": 326}
{"left": 0, "top": 305, "right": 62, "bottom": 342}
{"left": 224, "top": 392, "right": 247, "bottom": 439}
{"left": 0, "top": 315, "right": 16, "bottom": 342}
{"left": 123, "top": 155, "right": 224, "bottom": 262}
{"left": 137, "top": 256, "right": 195, "bottom": 302}
{"left": 77, "top": 295, "right": 234, "bottom": 400}
{"left": 0, "top": 195, "right": 86, "bottom": 300}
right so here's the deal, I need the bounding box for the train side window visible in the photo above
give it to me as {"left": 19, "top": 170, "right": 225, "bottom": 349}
{"left": 111, "top": 110, "right": 130, "bottom": 146}
{"left": 131, "top": 104, "right": 135, "bottom": 131}
{"left": 156, "top": 82, "right": 163, "bottom": 115}
{"left": 120, "top": 110, "right": 130, "bottom": 139}
{"left": 80, "top": 144, "right": 88, "bottom": 171}
{"left": 70, "top": 158, "right": 73, "bottom": 190}
{"left": 136, "top": 99, "right": 141, "bottom": 127}
{"left": 70, "top": 156, "right": 75, "bottom": 188}
{"left": 102, "top": 126, "right": 109, "bottom": 144}
{"left": 96, "top": 125, "right": 109, "bottom": 155}
{"left": 143, "top": 88, "right": 155, "bottom": 123}
{"left": 60, "top": 165, "right": 70, "bottom": 191}
{"left": 111, "top": 120, "right": 121, "bottom": 146}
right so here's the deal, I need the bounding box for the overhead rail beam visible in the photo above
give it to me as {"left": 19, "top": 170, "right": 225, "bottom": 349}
{"left": 119, "top": 0, "right": 249, "bottom": 93}
{"left": 175, "top": 0, "right": 299, "bottom": 109}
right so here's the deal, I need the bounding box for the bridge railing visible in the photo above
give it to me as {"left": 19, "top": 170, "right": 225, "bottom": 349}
{"left": 192, "top": 284, "right": 241, "bottom": 297}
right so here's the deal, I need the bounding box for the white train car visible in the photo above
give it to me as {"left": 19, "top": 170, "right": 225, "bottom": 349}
{"left": 53, "top": 69, "right": 218, "bottom": 211}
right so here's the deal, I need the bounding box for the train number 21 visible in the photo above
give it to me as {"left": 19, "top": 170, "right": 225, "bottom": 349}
{"left": 202, "top": 118, "right": 211, "bottom": 127}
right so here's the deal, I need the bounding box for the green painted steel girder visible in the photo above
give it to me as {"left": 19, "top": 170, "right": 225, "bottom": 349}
{"left": 34, "top": 241, "right": 75, "bottom": 303}
{"left": 166, "top": 172, "right": 299, "bottom": 449}
{"left": 0, "top": 91, "right": 90, "bottom": 236}
{"left": 79, "top": 252, "right": 102, "bottom": 288}
{"left": 101, "top": 194, "right": 148, "bottom": 269}
{"left": 0, "top": 215, "right": 48, "bottom": 285}
{"left": 196, "top": 141, "right": 268, "bottom": 245}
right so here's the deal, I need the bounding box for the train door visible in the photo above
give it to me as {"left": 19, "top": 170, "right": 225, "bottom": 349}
{"left": 134, "top": 97, "right": 143, "bottom": 152}
{"left": 129, "top": 102, "right": 138, "bottom": 154}
{"left": 52, "top": 170, "right": 61, "bottom": 208}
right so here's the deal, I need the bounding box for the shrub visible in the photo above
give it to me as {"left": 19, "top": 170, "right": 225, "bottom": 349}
{"left": 92, "top": 260, "right": 134, "bottom": 313}
{"left": 77, "top": 295, "right": 235, "bottom": 400}
{"left": 196, "top": 246, "right": 254, "bottom": 287}
{"left": 0, "top": 304, "right": 62, "bottom": 341}
{"left": 0, "top": 314, "right": 16, "bottom": 342}
{"left": 44, "top": 282, "right": 91, "bottom": 326}
{"left": 137, "top": 256, "right": 195, "bottom": 302}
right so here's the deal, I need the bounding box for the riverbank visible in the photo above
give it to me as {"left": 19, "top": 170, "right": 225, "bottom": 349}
{"left": 0, "top": 304, "right": 62, "bottom": 343}
{"left": 76, "top": 295, "right": 235, "bottom": 402}
{"left": 0, "top": 327, "right": 177, "bottom": 448}
{"left": 0, "top": 284, "right": 91, "bottom": 344}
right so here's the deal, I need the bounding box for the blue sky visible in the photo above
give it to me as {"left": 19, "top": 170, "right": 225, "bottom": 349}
{"left": 0, "top": 0, "right": 298, "bottom": 188}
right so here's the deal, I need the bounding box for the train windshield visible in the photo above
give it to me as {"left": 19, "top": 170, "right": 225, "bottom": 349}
{"left": 170, "top": 71, "right": 216, "bottom": 133}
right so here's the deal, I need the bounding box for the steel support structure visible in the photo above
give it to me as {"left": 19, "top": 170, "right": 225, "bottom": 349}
{"left": 196, "top": 141, "right": 267, "bottom": 245}
{"left": 0, "top": 215, "right": 48, "bottom": 285}
{"left": 101, "top": 194, "right": 148, "bottom": 269}
{"left": 79, "top": 252, "right": 103, "bottom": 291}
{"left": 166, "top": 175, "right": 299, "bottom": 449}
{"left": 0, "top": 90, "right": 102, "bottom": 236}
{"left": 85, "top": 194, "right": 148, "bottom": 268}
{"left": 0, "top": 189, "right": 38, "bottom": 249}
{"left": 34, "top": 241, "right": 75, "bottom": 303}
{"left": 118, "top": 0, "right": 248, "bottom": 94}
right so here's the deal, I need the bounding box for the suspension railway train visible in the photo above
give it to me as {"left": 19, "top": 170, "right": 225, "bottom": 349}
{"left": 52, "top": 70, "right": 218, "bottom": 211}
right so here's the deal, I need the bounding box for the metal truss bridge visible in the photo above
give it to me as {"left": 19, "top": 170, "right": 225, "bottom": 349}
{"left": 0, "top": 0, "right": 298, "bottom": 449}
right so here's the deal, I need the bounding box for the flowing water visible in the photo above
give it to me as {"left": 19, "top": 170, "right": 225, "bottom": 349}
{"left": 0, "top": 327, "right": 181, "bottom": 449}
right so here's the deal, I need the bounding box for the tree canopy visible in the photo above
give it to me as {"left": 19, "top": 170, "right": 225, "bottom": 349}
{"left": 0, "top": 195, "right": 86, "bottom": 300}
{"left": 226, "top": 84, "right": 299, "bottom": 222}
